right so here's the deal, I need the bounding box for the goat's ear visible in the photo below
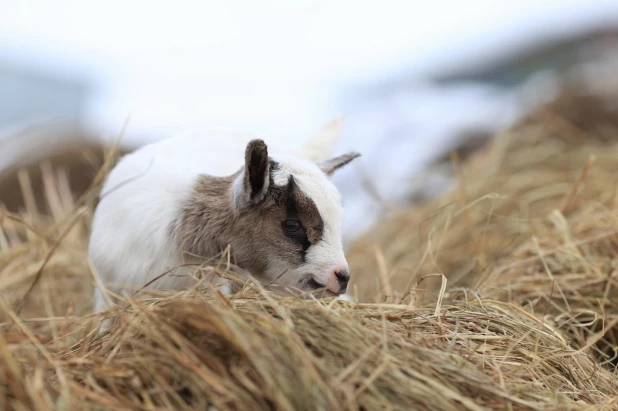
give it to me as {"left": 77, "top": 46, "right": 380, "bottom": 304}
{"left": 318, "top": 152, "right": 361, "bottom": 176}
{"left": 241, "top": 139, "right": 270, "bottom": 204}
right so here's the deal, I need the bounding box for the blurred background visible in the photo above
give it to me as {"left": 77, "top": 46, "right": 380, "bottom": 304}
{"left": 2, "top": 0, "right": 618, "bottom": 245}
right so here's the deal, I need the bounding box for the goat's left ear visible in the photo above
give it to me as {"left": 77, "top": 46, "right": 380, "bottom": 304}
{"left": 318, "top": 152, "right": 361, "bottom": 176}
{"left": 242, "top": 139, "right": 270, "bottom": 203}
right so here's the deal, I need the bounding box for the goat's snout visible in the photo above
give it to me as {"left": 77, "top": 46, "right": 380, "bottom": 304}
{"left": 335, "top": 269, "right": 350, "bottom": 294}
{"left": 321, "top": 266, "right": 350, "bottom": 295}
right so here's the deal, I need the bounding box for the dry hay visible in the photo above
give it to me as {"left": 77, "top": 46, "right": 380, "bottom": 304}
{"left": 2, "top": 98, "right": 618, "bottom": 409}
{"left": 348, "top": 90, "right": 618, "bottom": 367}
{"left": 1, "top": 203, "right": 618, "bottom": 409}
{"left": 480, "top": 198, "right": 618, "bottom": 366}
{"left": 348, "top": 91, "right": 618, "bottom": 300}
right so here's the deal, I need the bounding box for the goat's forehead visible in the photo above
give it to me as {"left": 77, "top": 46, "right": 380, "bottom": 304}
{"left": 271, "top": 155, "right": 343, "bottom": 222}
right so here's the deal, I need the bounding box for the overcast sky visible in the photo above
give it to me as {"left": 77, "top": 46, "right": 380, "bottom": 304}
{"left": 1, "top": 0, "right": 618, "bottom": 146}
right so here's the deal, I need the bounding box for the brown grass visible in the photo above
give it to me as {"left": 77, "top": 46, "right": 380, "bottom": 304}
{"left": 348, "top": 90, "right": 618, "bottom": 367}
{"left": 2, "top": 91, "right": 618, "bottom": 409}
{"left": 349, "top": 92, "right": 618, "bottom": 301}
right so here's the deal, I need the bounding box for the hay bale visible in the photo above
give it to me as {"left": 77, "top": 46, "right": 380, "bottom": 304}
{"left": 52, "top": 295, "right": 618, "bottom": 410}
{"left": 2, "top": 271, "right": 618, "bottom": 409}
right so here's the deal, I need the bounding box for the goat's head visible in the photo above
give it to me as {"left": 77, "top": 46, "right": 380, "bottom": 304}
{"left": 229, "top": 139, "right": 360, "bottom": 297}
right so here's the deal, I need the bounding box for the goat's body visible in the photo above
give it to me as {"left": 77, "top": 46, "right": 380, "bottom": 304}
{"left": 89, "top": 126, "right": 359, "bottom": 325}
{"left": 89, "top": 130, "right": 288, "bottom": 313}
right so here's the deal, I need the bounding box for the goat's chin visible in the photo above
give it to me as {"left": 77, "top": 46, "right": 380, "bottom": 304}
{"left": 302, "top": 288, "right": 338, "bottom": 299}
{"left": 263, "top": 282, "right": 337, "bottom": 299}
{"left": 300, "top": 279, "right": 339, "bottom": 299}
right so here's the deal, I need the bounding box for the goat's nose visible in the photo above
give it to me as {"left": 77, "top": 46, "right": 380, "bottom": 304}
{"left": 335, "top": 270, "right": 350, "bottom": 293}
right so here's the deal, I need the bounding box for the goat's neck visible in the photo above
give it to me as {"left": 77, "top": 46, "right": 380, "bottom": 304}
{"left": 172, "top": 173, "right": 238, "bottom": 263}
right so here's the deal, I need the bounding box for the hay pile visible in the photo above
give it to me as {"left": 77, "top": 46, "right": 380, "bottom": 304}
{"left": 2, "top": 92, "right": 618, "bottom": 410}
{"left": 348, "top": 90, "right": 618, "bottom": 366}
{"left": 349, "top": 92, "right": 618, "bottom": 295}
{"left": 4, "top": 288, "right": 618, "bottom": 410}
{"left": 2, "top": 223, "right": 618, "bottom": 410}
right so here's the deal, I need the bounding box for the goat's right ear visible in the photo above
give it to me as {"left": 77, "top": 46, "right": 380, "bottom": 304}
{"left": 318, "top": 152, "right": 361, "bottom": 176}
{"left": 236, "top": 139, "right": 270, "bottom": 207}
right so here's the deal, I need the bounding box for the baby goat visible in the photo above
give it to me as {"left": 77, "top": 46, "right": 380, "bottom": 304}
{"left": 88, "top": 130, "right": 360, "bottom": 315}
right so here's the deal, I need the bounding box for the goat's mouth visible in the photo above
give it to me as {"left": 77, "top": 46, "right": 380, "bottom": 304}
{"left": 305, "top": 277, "right": 338, "bottom": 298}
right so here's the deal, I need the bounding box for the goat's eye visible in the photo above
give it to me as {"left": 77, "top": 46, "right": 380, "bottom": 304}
{"left": 283, "top": 219, "right": 302, "bottom": 233}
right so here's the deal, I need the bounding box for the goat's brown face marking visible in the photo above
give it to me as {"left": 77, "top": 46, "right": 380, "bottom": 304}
{"left": 272, "top": 172, "right": 324, "bottom": 262}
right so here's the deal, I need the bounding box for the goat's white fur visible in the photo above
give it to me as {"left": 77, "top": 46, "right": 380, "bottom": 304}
{"left": 89, "top": 128, "right": 352, "bottom": 317}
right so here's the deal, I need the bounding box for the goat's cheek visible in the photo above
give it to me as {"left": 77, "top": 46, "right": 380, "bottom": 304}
{"left": 262, "top": 235, "right": 300, "bottom": 267}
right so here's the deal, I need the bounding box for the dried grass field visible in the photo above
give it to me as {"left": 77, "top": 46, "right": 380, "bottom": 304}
{"left": 2, "top": 91, "right": 618, "bottom": 410}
